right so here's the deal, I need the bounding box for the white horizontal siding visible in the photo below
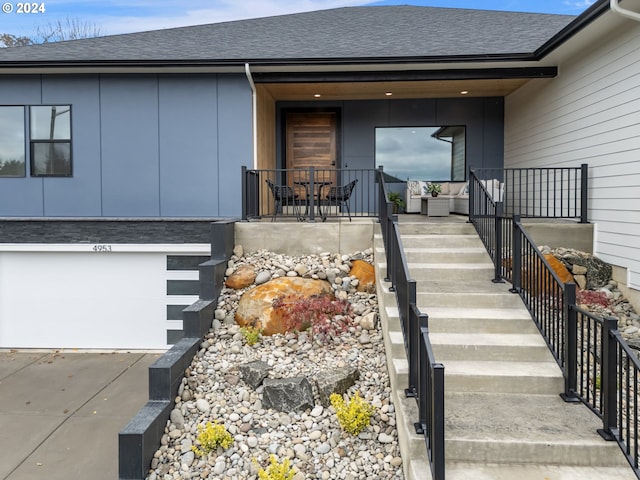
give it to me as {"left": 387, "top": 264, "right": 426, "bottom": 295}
{"left": 506, "top": 18, "right": 640, "bottom": 289}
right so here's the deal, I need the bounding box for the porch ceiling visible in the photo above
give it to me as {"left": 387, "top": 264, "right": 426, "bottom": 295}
{"left": 261, "top": 78, "right": 532, "bottom": 100}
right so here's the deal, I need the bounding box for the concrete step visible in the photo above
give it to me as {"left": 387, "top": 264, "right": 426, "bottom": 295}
{"left": 408, "top": 262, "right": 495, "bottom": 281}
{"left": 407, "top": 459, "right": 434, "bottom": 480}
{"left": 446, "top": 464, "right": 637, "bottom": 480}
{"left": 417, "top": 290, "right": 523, "bottom": 309}
{"left": 400, "top": 234, "right": 484, "bottom": 249}
{"left": 445, "top": 392, "right": 630, "bottom": 467}
{"left": 399, "top": 222, "right": 477, "bottom": 236}
{"left": 402, "top": 246, "right": 491, "bottom": 263}
{"left": 443, "top": 360, "right": 564, "bottom": 394}
{"left": 386, "top": 329, "right": 551, "bottom": 362}
{"left": 429, "top": 332, "right": 553, "bottom": 362}
{"left": 412, "top": 277, "right": 520, "bottom": 307}
{"left": 427, "top": 307, "right": 538, "bottom": 334}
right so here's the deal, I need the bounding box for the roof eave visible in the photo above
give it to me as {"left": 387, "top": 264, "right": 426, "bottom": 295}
{"left": 0, "top": 52, "right": 548, "bottom": 76}
{"left": 534, "top": 0, "right": 610, "bottom": 58}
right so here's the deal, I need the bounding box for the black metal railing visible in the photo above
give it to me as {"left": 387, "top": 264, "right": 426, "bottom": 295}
{"left": 514, "top": 219, "right": 640, "bottom": 477}
{"left": 377, "top": 168, "right": 445, "bottom": 480}
{"left": 242, "top": 167, "right": 379, "bottom": 221}
{"left": 510, "top": 217, "right": 569, "bottom": 372}
{"left": 571, "top": 306, "right": 640, "bottom": 476}
{"left": 481, "top": 211, "right": 640, "bottom": 478}
{"left": 470, "top": 163, "right": 640, "bottom": 478}
{"left": 471, "top": 164, "right": 588, "bottom": 223}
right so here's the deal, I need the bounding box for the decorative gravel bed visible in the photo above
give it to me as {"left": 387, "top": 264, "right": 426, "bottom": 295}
{"left": 146, "top": 249, "right": 404, "bottom": 480}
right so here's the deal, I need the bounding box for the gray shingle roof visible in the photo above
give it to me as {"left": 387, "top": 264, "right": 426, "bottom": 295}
{"left": 0, "top": 6, "right": 576, "bottom": 64}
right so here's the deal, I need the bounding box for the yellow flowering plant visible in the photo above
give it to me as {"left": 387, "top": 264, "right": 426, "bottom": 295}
{"left": 255, "top": 455, "right": 296, "bottom": 480}
{"left": 330, "top": 391, "right": 375, "bottom": 435}
{"left": 240, "top": 325, "right": 263, "bottom": 346}
{"left": 191, "top": 421, "right": 233, "bottom": 456}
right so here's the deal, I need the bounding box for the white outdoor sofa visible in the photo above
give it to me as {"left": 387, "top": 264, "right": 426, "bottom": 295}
{"left": 405, "top": 180, "right": 469, "bottom": 215}
{"left": 405, "top": 179, "right": 503, "bottom": 215}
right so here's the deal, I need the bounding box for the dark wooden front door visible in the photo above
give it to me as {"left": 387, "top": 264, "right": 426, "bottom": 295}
{"left": 286, "top": 112, "right": 336, "bottom": 170}
{"left": 285, "top": 112, "right": 337, "bottom": 200}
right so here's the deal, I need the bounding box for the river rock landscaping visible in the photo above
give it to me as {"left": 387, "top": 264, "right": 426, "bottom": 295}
{"left": 541, "top": 246, "right": 640, "bottom": 347}
{"left": 145, "top": 248, "right": 404, "bottom": 480}
{"left": 145, "top": 243, "right": 640, "bottom": 480}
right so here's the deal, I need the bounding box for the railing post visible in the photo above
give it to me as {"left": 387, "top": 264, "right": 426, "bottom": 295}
{"left": 580, "top": 163, "right": 589, "bottom": 224}
{"left": 387, "top": 213, "right": 398, "bottom": 291}
{"left": 468, "top": 170, "right": 475, "bottom": 222}
{"left": 598, "top": 316, "right": 619, "bottom": 441}
{"left": 308, "top": 166, "right": 316, "bottom": 222}
{"left": 413, "top": 311, "right": 428, "bottom": 420}
{"left": 561, "top": 283, "right": 579, "bottom": 402}
{"left": 493, "top": 201, "right": 504, "bottom": 283}
{"left": 241, "top": 166, "right": 248, "bottom": 221}
{"left": 432, "top": 361, "right": 446, "bottom": 480}
{"left": 407, "top": 304, "right": 426, "bottom": 400}
{"left": 509, "top": 215, "right": 521, "bottom": 293}
{"left": 383, "top": 204, "right": 391, "bottom": 282}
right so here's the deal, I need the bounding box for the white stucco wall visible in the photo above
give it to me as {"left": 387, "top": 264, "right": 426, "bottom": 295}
{"left": 505, "top": 15, "right": 640, "bottom": 290}
{"left": 0, "top": 244, "right": 207, "bottom": 350}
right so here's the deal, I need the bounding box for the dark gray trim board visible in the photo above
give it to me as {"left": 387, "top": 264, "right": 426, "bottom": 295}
{"left": 0, "top": 218, "right": 222, "bottom": 244}
{"left": 253, "top": 67, "right": 559, "bottom": 84}
{"left": 118, "top": 219, "right": 235, "bottom": 480}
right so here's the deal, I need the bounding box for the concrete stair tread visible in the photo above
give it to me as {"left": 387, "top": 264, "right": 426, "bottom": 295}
{"left": 445, "top": 392, "right": 629, "bottom": 467}
{"left": 400, "top": 234, "right": 479, "bottom": 239}
{"left": 402, "top": 246, "right": 487, "bottom": 253}
{"left": 408, "top": 262, "right": 494, "bottom": 269}
{"left": 429, "top": 332, "right": 548, "bottom": 348}
{"left": 444, "top": 360, "right": 562, "bottom": 378}
{"left": 427, "top": 306, "right": 532, "bottom": 320}
{"left": 446, "top": 463, "right": 637, "bottom": 480}
{"left": 415, "top": 280, "right": 514, "bottom": 293}
{"left": 446, "top": 392, "right": 604, "bottom": 443}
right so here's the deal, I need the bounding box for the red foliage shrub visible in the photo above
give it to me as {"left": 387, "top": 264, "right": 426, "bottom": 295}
{"left": 576, "top": 289, "right": 610, "bottom": 308}
{"left": 272, "top": 294, "right": 354, "bottom": 341}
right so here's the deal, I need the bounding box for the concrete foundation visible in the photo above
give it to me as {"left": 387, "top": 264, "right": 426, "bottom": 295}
{"left": 234, "top": 219, "right": 376, "bottom": 255}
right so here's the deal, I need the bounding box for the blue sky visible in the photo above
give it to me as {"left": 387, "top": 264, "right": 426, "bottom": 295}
{"left": 1, "top": 0, "right": 598, "bottom": 38}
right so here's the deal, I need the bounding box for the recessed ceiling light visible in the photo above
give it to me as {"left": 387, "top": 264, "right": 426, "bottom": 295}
{"left": 460, "top": 90, "right": 469, "bottom": 95}
{"left": 385, "top": 92, "right": 393, "bottom": 96}
{"left": 314, "top": 94, "right": 322, "bottom": 98}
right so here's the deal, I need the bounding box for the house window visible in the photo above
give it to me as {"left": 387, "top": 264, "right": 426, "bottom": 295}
{"left": 375, "top": 126, "right": 466, "bottom": 181}
{"left": 0, "top": 106, "right": 26, "bottom": 177}
{"left": 30, "top": 105, "right": 72, "bottom": 177}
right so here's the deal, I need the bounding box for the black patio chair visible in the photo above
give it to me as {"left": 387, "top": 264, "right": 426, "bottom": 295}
{"left": 265, "top": 179, "right": 301, "bottom": 221}
{"left": 324, "top": 179, "right": 358, "bottom": 221}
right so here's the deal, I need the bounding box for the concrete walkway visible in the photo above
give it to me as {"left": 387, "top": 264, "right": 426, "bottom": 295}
{"left": 0, "top": 350, "right": 160, "bottom": 480}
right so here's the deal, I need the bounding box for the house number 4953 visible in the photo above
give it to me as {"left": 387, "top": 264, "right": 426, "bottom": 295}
{"left": 92, "top": 245, "right": 113, "bottom": 252}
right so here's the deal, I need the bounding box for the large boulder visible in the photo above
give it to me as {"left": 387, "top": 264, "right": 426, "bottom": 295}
{"left": 262, "top": 377, "right": 314, "bottom": 412}
{"left": 315, "top": 367, "right": 360, "bottom": 406}
{"left": 225, "top": 265, "right": 257, "bottom": 290}
{"left": 544, "top": 254, "right": 574, "bottom": 285}
{"left": 235, "top": 277, "right": 333, "bottom": 335}
{"left": 238, "top": 360, "right": 271, "bottom": 389}
{"left": 586, "top": 256, "right": 612, "bottom": 289}
{"left": 522, "top": 253, "right": 573, "bottom": 297}
{"left": 349, "top": 260, "right": 375, "bottom": 293}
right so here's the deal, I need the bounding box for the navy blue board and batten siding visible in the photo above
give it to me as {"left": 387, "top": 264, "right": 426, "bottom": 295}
{"left": 0, "top": 74, "right": 252, "bottom": 218}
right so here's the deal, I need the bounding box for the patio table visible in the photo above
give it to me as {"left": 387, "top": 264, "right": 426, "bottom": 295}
{"left": 294, "top": 180, "right": 332, "bottom": 221}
